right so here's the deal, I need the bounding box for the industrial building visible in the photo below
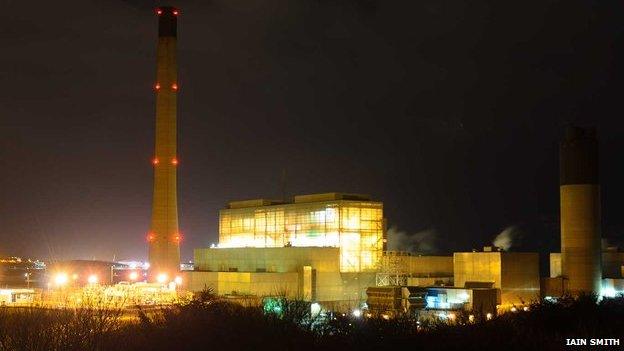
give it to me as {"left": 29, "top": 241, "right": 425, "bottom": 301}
{"left": 188, "top": 246, "right": 356, "bottom": 302}
{"left": 185, "top": 193, "right": 457, "bottom": 309}
{"left": 366, "top": 286, "right": 497, "bottom": 319}
{"left": 186, "top": 193, "right": 385, "bottom": 306}
{"left": 218, "top": 193, "right": 385, "bottom": 272}
{"left": 182, "top": 192, "right": 543, "bottom": 314}
{"left": 453, "top": 247, "right": 540, "bottom": 306}
{"left": 0, "top": 289, "right": 35, "bottom": 306}
{"left": 547, "top": 244, "right": 624, "bottom": 297}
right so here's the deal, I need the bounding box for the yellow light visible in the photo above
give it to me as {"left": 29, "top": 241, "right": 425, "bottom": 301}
{"left": 157, "top": 273, "right": 168, "bottom": 284}
{"left": 486, "top": 313, "right": 493, "bottom": 320}
{"left": 468, "top": 314, "right": 475, "bottom": 322}
{"left": 129, "top": 272, "right": 138, "bottom": 281}
{"left": 54, "top": 273, "right": 68, "bottom": 286}
{"left": 87, "top": 274, "right": 98, "bottom": 284}
{"left": 523, "top": 306, "right": 529, "bottom": 312}
{"left": 511, "top": 307, "right": 517, "bottom": 312}
{"left": 174, "top": 276, "right": 182, "bottom": 285}
{"left": 72, "top": 273, "right": 79, "bottom": 280}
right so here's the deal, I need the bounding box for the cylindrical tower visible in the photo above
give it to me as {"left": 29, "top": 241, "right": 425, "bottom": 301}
{"left": 148, "top": 6, "right": 181, "bottom": 280}
{"left": 560, "top": 125, "right": 601, "bottom": 295}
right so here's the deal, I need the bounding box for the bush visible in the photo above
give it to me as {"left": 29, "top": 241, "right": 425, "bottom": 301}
{"left": 0, "top": 292, "right": 622, "bottom": 350}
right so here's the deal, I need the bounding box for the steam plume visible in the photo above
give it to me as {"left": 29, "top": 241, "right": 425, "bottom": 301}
{"left": 386, "top": 226, "right": 436, "bottom": 253}
{"left": 493, "top": 226, "right": 520, "bottom": 251}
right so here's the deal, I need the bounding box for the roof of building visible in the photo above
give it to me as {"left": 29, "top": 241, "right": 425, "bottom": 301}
{"left": 227, "top": 192, "right": 374, "bottom": 209}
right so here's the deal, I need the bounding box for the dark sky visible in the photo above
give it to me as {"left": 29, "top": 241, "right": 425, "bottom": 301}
{"left": 0, "top": 0, "right": 622, "bottom": 262}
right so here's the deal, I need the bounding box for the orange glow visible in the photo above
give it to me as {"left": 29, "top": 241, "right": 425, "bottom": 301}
{"left": 155, "top": 83, "right": 161, "bottom": 90}
{"left": 173, "top": 233, "right": 182, "bottom": 243}
{"left": 171, "top": 83, "right": 178, "bottom": 91}
{"left": 152, "top": 158, "right": 159, "bottom": 165}
{"left": 171, "top": 158, "right": 178, "bottom": 165}
{"left": 147, "top": 233, "right": 155, "bottom": 242}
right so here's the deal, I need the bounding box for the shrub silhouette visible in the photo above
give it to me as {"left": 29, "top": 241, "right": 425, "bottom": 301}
{"left": 0, "top": 291, "right": 622, "bottom": 351}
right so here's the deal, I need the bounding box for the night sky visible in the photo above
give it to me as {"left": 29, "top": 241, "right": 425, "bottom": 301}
{"left": 0, "top": 0, "right": 622, "bottom": 263}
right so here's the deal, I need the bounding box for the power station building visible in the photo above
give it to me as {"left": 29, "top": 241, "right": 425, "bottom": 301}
{"left": 186, "top": 193, "right": 385, "bottom": 305}
{"left": 183, "top": 192, "right": 543, "bottom": 313}
{"left": 218, "top": 193, "right": 385, "bottom": 272}
{"left": 139, "top": 6, "right": 616, "bottom": 317}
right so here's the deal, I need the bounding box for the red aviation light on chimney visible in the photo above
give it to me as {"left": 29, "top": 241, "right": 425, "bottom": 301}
{"left": 152, "top": 158, "right": 159, "bottom": 165}
{"left": 173, "top": 233, "right": 182, "bottom": 243}
{"left": 156, "top": 8, "right": 162, "bottom": 15}
{"left": 173, "top": 10, "right": 179, "bottom": 16}
{"left": 171, "top": 158, "right": 178, "bottom": 166}
{"left": 155, "top": 83, "right": 161, "bottom": 90}
{"left": 147, "top": 233, "right": 155, "bottom": 242}
{"left": 171, "top": 83, "right": 178, "bottom": 91}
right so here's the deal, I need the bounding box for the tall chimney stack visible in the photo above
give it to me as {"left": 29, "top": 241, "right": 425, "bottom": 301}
{"left": 560, "top": 125, "right": 602, "bottom": 295}
{"left": 148, "top": 6, "right": 181, "bottom": 280}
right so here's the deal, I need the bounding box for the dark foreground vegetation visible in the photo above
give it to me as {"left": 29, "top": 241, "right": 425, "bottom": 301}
{"left": 0, "top": 292, "right": 622, "bottom": 351}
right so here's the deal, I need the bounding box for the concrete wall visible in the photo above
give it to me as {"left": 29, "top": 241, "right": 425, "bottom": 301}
{"left": 407, "top": 256, "right": 453, "bottom": 277}
{"left": 185, "top": 271, "right": 300, "bottom": 298}
{"left": 407, "top": 277, "right": 453, "bottom": 286}
{"left": 541, "top": 277, "right": 567, "bottom": 298}
{"left": 602, "top": 251, "right": 624, "bottom": 278}
{"left": 454, "top": 252, "right": 540, "bottom": 306}
{"left": 552, "top": 251, "right": 624, "bottom": 279}
{"left": 454, "top": 252, "right": 501, "bottom": 289}
{"left": 550, "top": 253, "right": 562, "bottom": 277}
{"left": 194, "top": 247, "right": 340, "bottom": 273}
{"left": 560, "top": 184, "right": 602, "bottom": 295}
{"left": 185, "top": 269, "right": 373, "bottom": 305}
{"left": 500, "top": 253, "right": 540, "bottom": 305}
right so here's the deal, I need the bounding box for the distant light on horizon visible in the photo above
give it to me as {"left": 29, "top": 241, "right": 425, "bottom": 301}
{"left": 87, "top": 274, "right": 98, "bottom": 284}
{"left": 54, "top": 273, "right": 68, "bottom": 286}
{"left": 157, "top": 273, "right": 168, "bottom": 284}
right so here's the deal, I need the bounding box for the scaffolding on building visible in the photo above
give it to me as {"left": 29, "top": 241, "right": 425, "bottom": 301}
{"left": 375, "top": 251, "right": 410, "bottom": 286}
{"left": 218, "top": 195, "right": 385, "bottom": 273}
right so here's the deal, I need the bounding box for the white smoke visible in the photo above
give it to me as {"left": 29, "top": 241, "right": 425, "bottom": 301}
{"left": 493, "top": 226, "right": 520, "bottom": 251}
{"left": 386, "top": 226, "right": 436, "bottom": 253}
